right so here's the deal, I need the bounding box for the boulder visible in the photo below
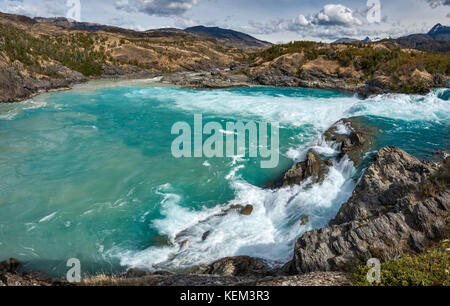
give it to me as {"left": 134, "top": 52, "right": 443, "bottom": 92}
{"left": 283, "top": 149, "right": 331, "bottom": 187}
{"left": 240, "top": 205, "right": 254, "bottom": 216}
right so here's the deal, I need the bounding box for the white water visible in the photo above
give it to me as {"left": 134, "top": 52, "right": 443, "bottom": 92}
{"left": 112, "top": 88, "right": 449, "bottom": 271}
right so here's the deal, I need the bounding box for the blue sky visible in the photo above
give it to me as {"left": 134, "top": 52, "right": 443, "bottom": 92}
{"left": 1, "top": 0, "right": 449, "bottom": 43}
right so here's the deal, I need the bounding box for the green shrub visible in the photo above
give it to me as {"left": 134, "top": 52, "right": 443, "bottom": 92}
{"left": 352, "top": 240, "right": 450, "bottom": 286}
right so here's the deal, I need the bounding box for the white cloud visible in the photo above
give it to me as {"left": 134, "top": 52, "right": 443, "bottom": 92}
{"left": 312, "top": 4, "right": 362, "bottom": 26}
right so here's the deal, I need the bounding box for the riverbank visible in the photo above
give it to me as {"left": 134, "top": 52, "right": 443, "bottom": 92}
{"left": 2, "top": 68, "right": 449, "bottom": 104}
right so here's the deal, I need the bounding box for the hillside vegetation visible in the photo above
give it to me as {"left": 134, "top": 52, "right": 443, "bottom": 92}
{"left": 352, "top": 240, "right": 450, "bottom": 286}
{"left": 248, "top": 40, "right": 449, "bottom": 94}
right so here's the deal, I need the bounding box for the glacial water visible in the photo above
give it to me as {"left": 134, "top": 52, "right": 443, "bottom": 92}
{"left": 0, "top": 81, "right": 449, "bottom": 276}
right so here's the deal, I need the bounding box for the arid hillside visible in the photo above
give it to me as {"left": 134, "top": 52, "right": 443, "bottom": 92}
{"left": 0, "top": 12, "right": 253, "bottom": 102}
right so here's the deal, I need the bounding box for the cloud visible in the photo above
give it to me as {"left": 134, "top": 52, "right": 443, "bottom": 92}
{"left": 312, "top": 4, "right": 362, "bottom": 26}
{"left": 1, "top": 0, "right": 66, "bottom": 18}
{"left": 244, "top": 3, "right": 362, "bottom": 36}
{"left": 424, "top": 0, "right": 450, "bottom": 8}
{"left": 116, "top": 0, "right": 200, "bottom": 17}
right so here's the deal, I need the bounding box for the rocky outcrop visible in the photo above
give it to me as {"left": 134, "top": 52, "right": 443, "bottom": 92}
{"left": 160, "top": 70, "right": 252, "bottom": 89}
{"left": 281, "top": 117, "right": 374, "bottom": 188}
{"left": 0, "top": 65, "right": 87, "bottom": 103}
{"left": 289, "top": 147, "right": 450, "bottom": 274}
{"left": 324, "top": 117, "right": 375, "bottom": 166}
{"left": 282, "top": 149, "right": 332, "bottom": 187}
{"left": 0, "top": 258, "right": 67, "bottom": 286}
{"left": 195, "top": 256, "right": 274, "bottom": 277}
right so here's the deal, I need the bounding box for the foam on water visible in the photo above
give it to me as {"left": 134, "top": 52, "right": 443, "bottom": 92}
{"left": 114, "top": 138, "right": 356, "bottom": 270}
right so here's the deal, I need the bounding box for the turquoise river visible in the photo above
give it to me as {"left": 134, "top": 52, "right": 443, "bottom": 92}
{"left": 0, "top": 79, "right": 449, "bottom": 276}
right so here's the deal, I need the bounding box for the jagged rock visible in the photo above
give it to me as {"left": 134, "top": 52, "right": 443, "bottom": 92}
{"left": 288, "top": 147, "right": 450, "bottom": 274}
{"left": 331, "top": 146, "right": 441, "bottom": 225}
{"left": 282, "top": 149, "right": 331, "bottom": 187}
{"left": 196, "top": 256, "right": 274, "bottom": 277}
{"left": 324, "top": 117, "right": 375, "bottom": 166}
{"left": 240, "top": 205, "right": 254, "bottom": 216}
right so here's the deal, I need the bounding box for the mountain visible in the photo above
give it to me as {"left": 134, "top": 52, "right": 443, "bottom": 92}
{"left": 333, "top": 37, "right": 359, "bottom": 43}
{"left": 395, "top": 23, "right": 450, "bottom": 52}
{"left": 428, "top": 23, "right": 450, "bottom": 41}
{"left": 185, "top": 26, "right": 272, "bottom": 49}
{"left": 332, "top": 36, "right": 371, "bottom": 44}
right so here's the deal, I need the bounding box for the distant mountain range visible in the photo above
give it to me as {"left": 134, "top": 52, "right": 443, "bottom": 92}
{"left": 31, "top": 17, "right": 271, "bottom": 49}
{"left": 333, "top": 24, "right": 450, "bottom": 52}
{"left": 395, "top": 23, "right": 450, "bottom": 52}
{"left": 333, "top": 36, "right": 372, "bottom": 44}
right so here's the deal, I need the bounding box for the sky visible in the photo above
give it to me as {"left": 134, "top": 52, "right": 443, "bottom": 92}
{"left": 0, "top": 0, "right": 449, "bottom": 43}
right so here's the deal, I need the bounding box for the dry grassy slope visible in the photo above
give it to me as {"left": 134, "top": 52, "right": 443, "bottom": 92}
{"left": 0, "top": 12, "right": 253, "bottom": 102}
{"left": 0, "top": 12, "right": 247, "bottom": 72}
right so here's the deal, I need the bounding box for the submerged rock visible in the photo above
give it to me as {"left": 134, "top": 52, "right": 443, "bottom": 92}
{"left": 288, "top": 146, "right": 450, "bottom": 274}
{"left": 152, "top": 235, "right": 173, "bottom": 247}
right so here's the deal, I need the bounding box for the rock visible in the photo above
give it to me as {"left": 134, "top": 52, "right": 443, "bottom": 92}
{"left": 330, "top": 146, "right": 441, "bottom": 225}
{"left": 323, "top": 117, "right": 375, "bottom": 166}
{"left": 198, "top": 256, "right": 274, "bottom": 277}
{"left": 124, "top": 269, "right": 150, "bottom": 278}
{"left": 0, "top": 258, "right": 21, "bottom": 274}
{"left": 282, "top": 149, "right": 330, "bottom": 187}
{"left": 202, "top": 231, "right": 211, "bottom": 241}
{"left": 300, "top": 215, "right": 309, "bottom": 226}
{"left": 288, "top": 146, "right": 450, "bottom": 274}
{"left": 180, "top": 240, "right": 189, "bottom": 249}
{"left": 152, "top": 234, "right": 173, "bottom": 247}
{"left": 240, "top": 205, "right": 254, "bottom": 216}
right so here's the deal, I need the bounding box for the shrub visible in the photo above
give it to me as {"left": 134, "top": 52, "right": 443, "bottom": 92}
{"left": 352, "top": 240, "right": 450, "bottom": 286}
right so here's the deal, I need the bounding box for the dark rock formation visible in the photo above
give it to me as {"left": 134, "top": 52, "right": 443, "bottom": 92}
{"left": 0, "top": 65, "right": 87, "bottom": 103}
{"left": 289, "top": 147, "right": 450, "bottom": 274}
{"left": 281, "top": 117, "right": 374, "bottom": 188}
{"left": 282, "top": 149, "right": 332, "bottom": 187}
{"left": 324, "top": 117, "right": 375, "bottom": 166}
